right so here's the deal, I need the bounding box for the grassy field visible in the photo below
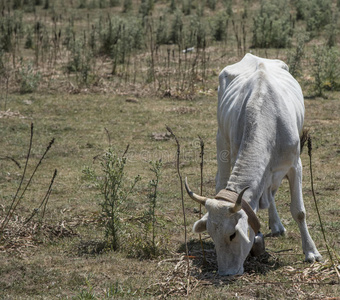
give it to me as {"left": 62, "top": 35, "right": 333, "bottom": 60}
{"left": 1, "top": 0, "right": 340, "bottom": 299}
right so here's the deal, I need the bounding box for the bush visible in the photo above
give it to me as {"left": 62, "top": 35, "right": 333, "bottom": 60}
{"left": 287, "top": 31, "right": 309, "bottom": 78}
{"left": 295, "top": 0, "right": 332, "bottom": 37}
{"left": 82, "top": 147, "right": 141, "bottom": 251}
{"left": 65, "top": 36, "right": 94, "bottom": 86}
{"left": 18, "top": 60, "right": 41, "bottom": 94}
{"left": 139, "top": 0, "right": 154, "bottom": 17}
{"left": 310, "top": 46, "right": 340, "bottom": 97}
{"left": 212, "top": 12, "right": 228, "bottom": 42}
{"left": 0, "top": 11, "right": 24, "bottom": 52}
{"left": 169, "top": 9, "right": 184, "bottom": 45}
{"left": 155, "top": 16, "right": 170, "bottom": 46}
{"left": 122, "top": 0, "right": 132, "bottom": 13}
{"left": 97, "top": 16, "right": 144, "bottom": 74}
{"left": 252, "top": 0, "right": 293, "bottom": 48}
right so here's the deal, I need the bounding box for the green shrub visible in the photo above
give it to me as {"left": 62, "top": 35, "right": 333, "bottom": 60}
{"left": 295, "top": 0, "right": 332, "bottom": 37}
{"left": 126, "top": 160, "right": 166, "bottom": 259}
{"left": 25, "top": 27, "right": 33, "bottom": 49}
{"left": 122, "top": 0, "right": 132, "bottom": 13}
{"left": 212, "top": 12, "right": 228, "bottom": 42}
{"left": 0, "top": 11, "right": 24, "bottom": 53}
{"left": 306, "top": 0, "right": 332, "bottom": 34}
{"left": 43, "top": 0, "right": 49, "bottom": 9}
{"left": 82, "top": 148, "right": 141, "bottom": 251}
{"left": 65, "top": 36, "right": 94, "bottom": 86}
{"left": 310, "top": 46, "right": 340, "bottom": 97}
{"left": 287, "top": 31, "right": 309, "bottom": 78}
{"left": 182, "top": 0, "right": 191, "bottom": 15}
{"left": 252, "top": 0, "right": 293, "bottom": 48}
{"left": 325, "top": 14, "right": 338, "bottom": 48}
{"left": 143, "top": 160, "right": 162, "bottom": 255}
{"left": 207, "top": 0, "right": 216, "bottom": 10}
{"left": 109, "top": 0, "right": 120, "bottom": 7}
{"left": 18, "top": 60, "right": 41, "bottom": 94}
{"left": 156, "top": 16, "right": 170, "bottom": 45}
{"left": 139, "top": 0, "right": 154, "bottom": 17}
{"left": 169, "top": 9, "right": 183, "bottom": 45}
{"left": 97, "top": 16, "right": 143, "bottom": 73}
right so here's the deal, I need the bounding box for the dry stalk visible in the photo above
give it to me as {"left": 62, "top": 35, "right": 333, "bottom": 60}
{"left": 0, "top": 124, "right": 55, "bottom": 237}
{"left": 198, "top": 135, "right": 206, "bottom": 264}
{"left": 166, "top": 125, "right": 190, "bottom": 295}
{"left": 0, "top": 156, "right": 21, "bottom": 169}
{"left": 0, "top": 123, "right": 34, "bottom": 236}
{"left": 122, "top": 144, "right": 130, "bottom": 158}
{"left": 104, "top": 127, "right": 111, "bottom": 146}
{"left": 24, "top": 169, "right": 58, "bottom": 225}
{"left": 307, "top": 135, "right": 340, "bottom": 283}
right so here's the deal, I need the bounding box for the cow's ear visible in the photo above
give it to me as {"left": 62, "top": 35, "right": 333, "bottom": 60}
{"left": 193, "top": 213, "right": 208, "bottom": 233}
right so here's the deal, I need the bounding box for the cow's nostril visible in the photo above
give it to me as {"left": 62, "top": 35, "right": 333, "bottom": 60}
{"left": 230, "top": 232, "right": 236, "bottom": 241}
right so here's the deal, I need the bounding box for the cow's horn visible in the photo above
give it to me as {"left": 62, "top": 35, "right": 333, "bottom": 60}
{"left": 185, "top": 177, "right": 207, "bottom": 206}
{"left": 231, "top": 186, "right": 249, "bottom": 213}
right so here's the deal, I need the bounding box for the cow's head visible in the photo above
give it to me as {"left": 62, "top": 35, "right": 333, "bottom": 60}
{"left": 185, "top": 178, "right": 257, "bottom": 276}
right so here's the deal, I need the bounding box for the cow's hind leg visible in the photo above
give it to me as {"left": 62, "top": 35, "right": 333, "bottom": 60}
{"left": 287, "top": 158, "right": 322, "bottom": 262}
{"left": 268, "top": 198, "right": 286, "bottom": 236}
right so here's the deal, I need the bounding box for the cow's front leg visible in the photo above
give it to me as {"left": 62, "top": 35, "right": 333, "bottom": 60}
{"left": 287, "top": 159, "right": 322, "bottom": 262}
{"left": 215, "top": 130, "right": 231, "bottom": 193}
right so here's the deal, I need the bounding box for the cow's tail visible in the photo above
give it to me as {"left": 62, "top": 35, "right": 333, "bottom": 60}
{"left": 300, "top": 129, "right": 309, "bottom": 154}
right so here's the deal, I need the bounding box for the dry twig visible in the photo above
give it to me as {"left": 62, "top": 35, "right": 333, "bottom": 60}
{"left": 166, "top": 126, "right": 190, "bottom": 295}
{"left": 308, "top": 135, "right": 340, "bottom": 283}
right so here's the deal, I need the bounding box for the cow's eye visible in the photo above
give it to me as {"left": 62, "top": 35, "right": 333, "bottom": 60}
{"left": 230, "top": 232, "right": 236, "bottom": 241}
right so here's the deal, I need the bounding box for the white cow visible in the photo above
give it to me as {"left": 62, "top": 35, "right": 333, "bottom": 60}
{"left": 185, "top": 53, "right": 322, "bottom": 276}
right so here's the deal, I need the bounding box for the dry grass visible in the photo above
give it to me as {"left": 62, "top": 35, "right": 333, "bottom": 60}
{"left": 0, "top": 91, "right": 339, "bottom": 299}
{"left": 0, "top": 1, "right": 340, "bottom": 299}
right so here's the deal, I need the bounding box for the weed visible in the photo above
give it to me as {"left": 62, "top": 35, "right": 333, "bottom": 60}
{"left": 143, "top": 160, "right": 162, "bottom": 256}
{"left": 18, "top": 59, "right": 41, "bottom": 94}
{"left": 105, "top": 281, "right": 138, "bottom": 297}
{"left": 82, "top": 147, "right": 141, "bottom": 251}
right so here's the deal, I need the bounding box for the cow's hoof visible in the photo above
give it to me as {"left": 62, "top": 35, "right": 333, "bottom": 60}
{"left": 266, "top": 229, "right": 286, "bottom": 237}
{"left": 305, "top": 252, "right": 323, "bottom": 263}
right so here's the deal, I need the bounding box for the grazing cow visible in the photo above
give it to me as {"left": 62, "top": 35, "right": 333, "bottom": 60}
{"left": 185, "top": 54, "right": 322, "bottom": 276}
